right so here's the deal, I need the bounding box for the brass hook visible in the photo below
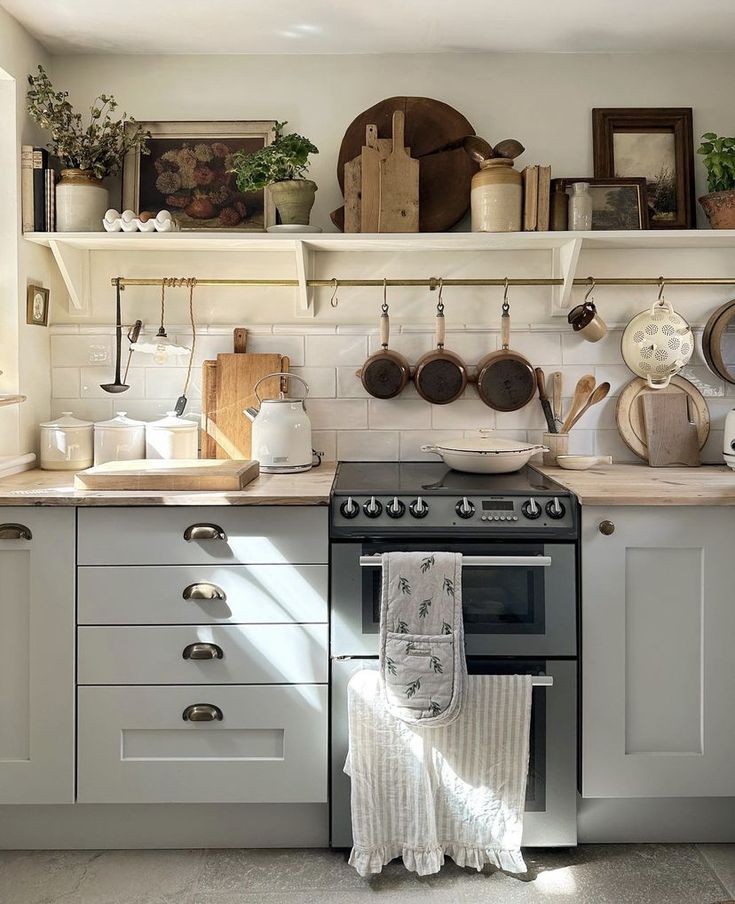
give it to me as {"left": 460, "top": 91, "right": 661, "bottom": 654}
{"left": 382, "top": 278, "right": 389, "bottom": 314}
{"left": 436, "top": 278, "right": 444, "bottom": 314}
{"left": 657, "top": 276, "right": 666, "bottom": 303}
{"left": 329, "top": 278, "right": 339, "bottom": 308}
{"left": 502, "top": 277, "right": 510, "bottom": 313}
{"left": 584, "top": 277, "right": 596, "bottom": 303}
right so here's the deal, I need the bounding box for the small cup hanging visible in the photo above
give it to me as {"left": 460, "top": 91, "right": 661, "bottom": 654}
{"left": 567, "top": 278, "right": 608, "bottom": 343}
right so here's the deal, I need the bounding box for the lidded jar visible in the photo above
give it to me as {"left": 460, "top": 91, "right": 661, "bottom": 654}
{"left": 471, "top": 159, "right": 522, "bottom": 232}
{"left": 145, "top": 411, "right": 198, "bottom": 460}
{"left": 94, "top": 411, "right": 146, "bottom": 465}
{"left": 39, "top": 411, "right": 93, "bottom": 470}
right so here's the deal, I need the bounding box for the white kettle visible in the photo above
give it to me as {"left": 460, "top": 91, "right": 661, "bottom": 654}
{"left": 244, "top": 372, "right": 315, "bottom": 473}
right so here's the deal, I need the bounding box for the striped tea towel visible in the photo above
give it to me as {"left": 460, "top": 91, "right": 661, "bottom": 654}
{"left": 345, "top": 670, "right": 532, "bottom": 877}
{"left": 380, "top": 551, "right": 466, "bottom": 726}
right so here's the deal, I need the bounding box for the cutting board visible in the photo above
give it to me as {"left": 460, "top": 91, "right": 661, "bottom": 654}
{"left": 201, "top": 328, "right": 247, "bottom": 458}
{"left": 74, "top": 459, "right": 260, "bottom": 491}
{"left": 359, "top": 125, "right": 382, "bottom": 233}
{"left": 344, "top": 129, "right": 392, "bottom": 233}
{"left": 378, "top": 110, "right": 419, "bottom": 232}
{"left": 642, "top": 391, "right": 701, "bottom": 467}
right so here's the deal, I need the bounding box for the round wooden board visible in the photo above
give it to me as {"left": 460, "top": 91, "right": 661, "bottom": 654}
{"left": 615, "top": 375, "right": 710, "bottom": 461}
{"left": 703, "top": 298, "right": 735, "bottom": 384}
{"left": 332, "top": 96, "right": 478, "bottom": 232}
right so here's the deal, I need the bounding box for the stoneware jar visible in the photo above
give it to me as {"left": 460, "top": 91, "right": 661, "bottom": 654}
{"left": 40, "top": 411, "right": 93, "bottom": 471}
{"left": 94, "top": 411, "right": 146, "bottom": 466}
{"left": 55, "top": 169, "right": 109, "bottom": 232}
{"left": 471, "top": 159, "right": 522, "bottom": 232}
{"left": 145, "top": 412, "right": 198, "bottom": 460}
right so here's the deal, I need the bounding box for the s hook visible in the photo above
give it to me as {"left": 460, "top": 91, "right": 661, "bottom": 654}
{"left": 330, "top": 277, "right": 339, "bottom": 308}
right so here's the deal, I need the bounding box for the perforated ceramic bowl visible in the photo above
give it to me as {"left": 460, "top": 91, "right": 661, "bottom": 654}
{"left": 621, "top": 299, "right": 693, "bottom": 389}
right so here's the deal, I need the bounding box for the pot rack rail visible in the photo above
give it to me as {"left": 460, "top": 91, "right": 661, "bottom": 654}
{"left": 111, "top": 276, "right": 735, "bottom": 288}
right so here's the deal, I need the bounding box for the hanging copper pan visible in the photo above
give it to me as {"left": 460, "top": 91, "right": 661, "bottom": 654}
{"left": 414, "top": 285, "right": 468, "bottom": 405}
{"left": 358, "top": 282, "right": 411, "bottom": 399}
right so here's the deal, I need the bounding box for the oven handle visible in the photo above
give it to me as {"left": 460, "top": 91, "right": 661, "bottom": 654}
{"left": 359, "top": 555, "right": 552, "bottom": 568}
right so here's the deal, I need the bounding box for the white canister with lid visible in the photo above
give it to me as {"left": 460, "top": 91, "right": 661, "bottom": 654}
{"left": 94, "top": 411, "right": 146, "bottom": 466}
{"left": 40, "top": 411, "right": 94, "bottom": 470}
{"left": 145, "top": 411, "right": 198, "bottom": 460}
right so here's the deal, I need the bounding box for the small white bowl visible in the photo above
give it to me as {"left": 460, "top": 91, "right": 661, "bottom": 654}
{"left": 556, "top": 455, "right": 613, "bottom": 471}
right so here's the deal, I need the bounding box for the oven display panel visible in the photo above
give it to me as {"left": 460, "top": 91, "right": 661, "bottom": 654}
{"left": 481, "top": 500, "right": 515, "bottom": 511}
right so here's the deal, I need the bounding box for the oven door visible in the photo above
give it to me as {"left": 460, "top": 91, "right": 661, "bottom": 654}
{"left": 331, "top": 541, "right": 576, "bottom": 657}
{"left": 330, "top": 657, "right": 577, "bottom": 848}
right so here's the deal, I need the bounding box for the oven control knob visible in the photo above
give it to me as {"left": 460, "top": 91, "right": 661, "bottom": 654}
{"left": 409, "top": 496, "right": 429, "bottom": 519}
{"left": 455, "top": 497, "right": 475, "bottom": 519}
{"left": 386, "top": 496, "right": 406, "bottom": 519}
{"left": 521, "top": 498, "right": 541, "bottom": 520}
{"left": 339, "top": 496, "right": 359, "bottom": 519}
{"left": 363, "top": 496, "right": 383, "bottom": 518}
{"left": 546, "top": 497, "right": 566, "bottom": 520}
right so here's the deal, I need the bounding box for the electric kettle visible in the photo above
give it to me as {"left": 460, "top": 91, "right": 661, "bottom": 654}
{"left": 244, "top": 372, "right": 315, "bottom": 473}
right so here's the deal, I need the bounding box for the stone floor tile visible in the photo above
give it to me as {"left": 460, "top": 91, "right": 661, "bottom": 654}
{"left": 698, "top": 845, "right": 735, "bottom": 896}
{"left": 0, "top": 851, "right": 101, "bottom": 904}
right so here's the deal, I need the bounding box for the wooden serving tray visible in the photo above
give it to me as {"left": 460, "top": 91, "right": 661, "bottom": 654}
{"left": 74, "top": 459, "right": 259, "bottom": 491}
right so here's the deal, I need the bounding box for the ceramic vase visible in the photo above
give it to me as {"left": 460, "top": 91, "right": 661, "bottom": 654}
{"left": 55, "top": 169, "right": 109, "bottom": 232}
{"left": 471, "top": 159, "right": 522, "bottom": 232}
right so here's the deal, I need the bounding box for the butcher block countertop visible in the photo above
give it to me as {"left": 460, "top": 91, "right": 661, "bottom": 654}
{"left": 0, "top": 463, "right": 336, "bottom": 506}
{"left": 537, "top": 463, "right": 735, "bottom": 506}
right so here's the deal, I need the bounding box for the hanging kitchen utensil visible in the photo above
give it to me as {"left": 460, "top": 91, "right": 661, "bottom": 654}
{"left": 358, "top": 281, "right": 411, "bottom": 399}
{"left": 476, "top": 281, "right": 536, "bottom": 411}
{"left": 462, "top": 135, "right": 494, "bottom": 163}
{"left": 560, "top": 374, "right": 596, "bottom": 433}
{"left": 100, "top": 279, "right": 129, "bottom": 394}
{"left": 620, "top": 279, "right": 694, "bottom": 389}
{"left": 551, "top": 371, "right": 563, "bottom": 428}
{"left": 122, "top": 320, "right": 142, "bottom": 385}
{"left": 174, "top": 277, "right": 197, "bottom": 416}
{"left": 535, "top": 367, "right": 557, "bottom": 433}
{"left": 413, "top": 282, "right": 468, "bottom": 405}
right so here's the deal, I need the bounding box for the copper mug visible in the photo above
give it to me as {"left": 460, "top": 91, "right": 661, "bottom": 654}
{"left": 568, "top": 300, "right": 607, "bottom": 343}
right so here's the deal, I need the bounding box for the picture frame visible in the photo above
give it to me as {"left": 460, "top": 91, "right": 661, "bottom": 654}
{"left": 592, "top": 108, "right": 695, "bottom": 229}
{"left": 552, "top": 177, "right": 649, "bottom": 230}
{"left": 26, "top": 284, "right": 49, "bottom": 326}
{"left": 122, "top": 120, "right": 277, "bottom": 231}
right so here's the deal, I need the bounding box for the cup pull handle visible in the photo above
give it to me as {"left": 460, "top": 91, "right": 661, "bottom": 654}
{"left": 182, "top": 704, "right": 223, "bottom": 722}
{"left": 0, "top": 523, "right": 32, "bottom": 541}
{"left": 183, "top": 523, "right": 226, "bottom": 542}
{"left": 182, "top": 583, "right": 226, "bottom": 601}
{"left": 183, "top": 643, "right": 224, "bottom": 661}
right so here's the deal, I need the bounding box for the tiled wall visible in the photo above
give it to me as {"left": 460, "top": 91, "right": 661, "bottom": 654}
{"left": 50, "top": 322, "right": 733, "bottom": 463}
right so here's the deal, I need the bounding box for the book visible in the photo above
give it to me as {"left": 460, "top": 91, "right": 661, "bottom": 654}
{"left": 21, "top": 145, "right": 34, "bottom": 232}
{"left": 522, "top": 165, "right": 539, "bottom": 231}
{"left": 45, "top": 168, "right": 55, "bottom": 232}
{"left": 536, "top": 165, "right": 552, "bottom": 231}
{"left": 32, "top": 148, "right": 48, "bottom": 231}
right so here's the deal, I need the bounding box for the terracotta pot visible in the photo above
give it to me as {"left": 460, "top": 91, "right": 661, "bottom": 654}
{"left": 470, "top": 159, "right": 522, "bottom": 232}
{"left": 55, "top": 169, "right": 108, "bottom": 232}
{"left": 699, "top": 189, "right": 735, "bottom": 229}
{"left": 268, "top": 179, "right": 317, "bottom": 226}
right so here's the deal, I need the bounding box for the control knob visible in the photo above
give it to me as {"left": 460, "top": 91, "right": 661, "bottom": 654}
{"left": 339, "top": 496, "right": 359, "bottom": 519}
{"left": 386, "top": 496, "right": 406, "bottom": 519}
{"left": 363, "top": 496, "right": 383, "bottom": 518}
{"left": 521, "top": 498, "right": 541, "bottom": 520}
{"left": 546, "top": 497, "right": 566, "bottom": 520}
{"left": 408, "top": 496, "right": 429, "bottom": 519}
{"left": 455, "top": 497, "right": 475, "bottom": 519}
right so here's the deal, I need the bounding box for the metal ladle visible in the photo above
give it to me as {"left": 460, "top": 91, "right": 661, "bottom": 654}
{"left": 100, "top": 279, "right": 129, "bottom": 393}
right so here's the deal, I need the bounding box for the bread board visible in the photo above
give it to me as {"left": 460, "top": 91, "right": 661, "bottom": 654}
{"left": 74, "top": 459, "right": 259, "bottom": 491}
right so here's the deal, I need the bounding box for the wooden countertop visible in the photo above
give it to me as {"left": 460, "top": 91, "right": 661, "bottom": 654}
{"left": 536, "top": 463, "right": 735, "bottom": 506}
{"left": 0, "top": 464, "right": 336, "bottom": 506}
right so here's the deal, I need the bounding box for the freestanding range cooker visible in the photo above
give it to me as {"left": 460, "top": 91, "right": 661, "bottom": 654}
{"left": 329, "top": 461, "right": 579, "bottom": 848}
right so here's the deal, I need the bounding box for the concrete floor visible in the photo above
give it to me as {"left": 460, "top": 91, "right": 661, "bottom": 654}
{"left": 0, "top": 844, "right": 733, "bottom": 903}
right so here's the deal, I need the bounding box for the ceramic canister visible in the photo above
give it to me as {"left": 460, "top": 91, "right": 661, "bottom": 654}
{"left": 94, "top": 411, "right": 146, "bottom": 466}
{"left": 471, "top": 159, "right": 522, "bottom": 232}
{"left": 39, "top": 411, "right": 93, "bottom": 470}
{"left": 145, "top": 411, "right": 198, "bottom": 460}
{"left": 55, "top": 169, "right": 109, "bottom": 232}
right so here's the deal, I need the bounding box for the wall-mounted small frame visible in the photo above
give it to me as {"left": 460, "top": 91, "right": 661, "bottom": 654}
{"left": 26, "top": 284, "right": 49, "bottom": 326}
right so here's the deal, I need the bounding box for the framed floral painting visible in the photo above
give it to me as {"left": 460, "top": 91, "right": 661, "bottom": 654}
{"left": 122, "top": 120, "right": 276, "bottom": 230}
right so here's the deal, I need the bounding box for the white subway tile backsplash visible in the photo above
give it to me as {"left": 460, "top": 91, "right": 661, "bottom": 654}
{"left": 337, "top": 430, "right": 399, "bottom": 461}
{"left": 80, "top": 367, "right": 145, "bottom": 400}
{"left": 51, "top": 334, "right": 112, "bottom": 367}
{"left": 51, "top": 399, "right": 113, "bottom": 422}
{"left": 399, "top": 431, "right": 462, "bottom": 461}
{"left": 430, "top": 400, "right": 495, "bottom": 431}
{"left": 312, "top": 431, "right": 337, "bottom": 462}
{"left": 507, "top": 331, "right": 561, "bottom": 365}
{"left": 678, "top": 365, "right": 725, "bottom": 398}
{"left": 290, "top": 367, "right": 336, "bottom": 399}
{"left": 594, "top": 429, "right": 639, "bottom": 463}
{"left": 305, "top": 335, "right": 366, "bottom": 366}
{"left": 305, "top": 399, "right": 367, "bottom": 430}
{"left": 51, "top": 368, "right": 80, "bottom": 399}
{"left": 145, "top": 367, "right": 199, "bottom": 401}
{"left": 247, "top": 334, "right": 305, "bottom": 365}
{"left": 702, "top": 429, "right": 725, "bottom": 464}
{"left": 368, "top": 399, "right": 431, "bottom": 430}
{"left": 495, "top": 403, "right": 548, "bottom": 431}
{"left": 273, "top": 324, "right": 336, "bottom": 335}
{"left": 367, "top": 332, "right": 433, "bottom": 359}
{"left": 593, "top": 365, "right": 632, "bottom": 396}
{"left": 336, "top": 366, "right": 370, "bottom": 398}
{"left": 562, "top": 330, "right": 624, "bottom": 365}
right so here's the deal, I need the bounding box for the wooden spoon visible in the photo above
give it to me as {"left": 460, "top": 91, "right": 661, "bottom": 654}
{"left": 566, "top": 382, "right": 611, "bottom": 431}
{"left": 560, "top": 374, "right": 596, "bottom": 433}
{"left": 462, "top": 135, "right": 494, "bottom": 162}
{"left": 493, "top": 138, "right": 525, "bottom": 160}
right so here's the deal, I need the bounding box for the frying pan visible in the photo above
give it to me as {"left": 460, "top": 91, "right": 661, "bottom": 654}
{"left": 414, "top": 290, "right": 468, "bottom": 405}
{"left": 358, "top": 286, "right": 411, "bottom": 399}
{"left": 476, "top": 291, "right": 536, "bottom": 411}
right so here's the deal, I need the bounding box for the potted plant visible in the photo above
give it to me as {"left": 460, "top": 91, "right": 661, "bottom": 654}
{"left": 27, "top": 66, "right": 148, "bottom": 232}
{"left": 229, "top": 122, "right": 319, "bottom": 228}
{"left": 697, "top": 132, "right": 735, "bottom": 228}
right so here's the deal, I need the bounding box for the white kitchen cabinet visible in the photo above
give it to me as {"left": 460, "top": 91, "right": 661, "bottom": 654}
{"left": 582, "top": 506, "right": 735, "bottom": 798}
{"left": 0, "top": 508, "right": 75, "bottom": 803}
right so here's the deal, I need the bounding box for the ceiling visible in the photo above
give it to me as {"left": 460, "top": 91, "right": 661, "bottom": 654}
{"left": 3, "top": 0, "right": 733, "bottom": 54}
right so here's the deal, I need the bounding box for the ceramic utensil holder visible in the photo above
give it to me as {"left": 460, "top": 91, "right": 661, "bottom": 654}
{"left": 543, "top": 432, "right": 569, "bottom": 466}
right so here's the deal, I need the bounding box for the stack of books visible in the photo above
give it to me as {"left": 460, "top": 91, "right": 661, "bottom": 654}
{"left": 21, "top": 146, "right": 55, "bottom": 232}
{"left": 521, "top": 164, "right": 551, "bottom": 231}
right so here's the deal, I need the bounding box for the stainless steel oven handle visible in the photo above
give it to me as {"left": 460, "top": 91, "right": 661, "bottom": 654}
{"left": 359, "top": 555, "right": 551, "bottom": 568}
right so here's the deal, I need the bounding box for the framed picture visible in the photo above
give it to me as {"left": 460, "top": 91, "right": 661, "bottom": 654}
{"left": 122, "top": 120, "right": 277, "bottom": 231}
{"left": 26, "top": 285, "right": 49, "bottom": 326}
{"left": 553, "top": 177, "right": 649, "bottom": 230}
{"left": 592, "top": 108, "right": 695, "bottom": 229}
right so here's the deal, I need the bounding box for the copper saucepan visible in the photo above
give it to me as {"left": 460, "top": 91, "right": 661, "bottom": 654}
{"left": 414, "top": 285, "right": 468, "bottom": 405}
{"left": 358, "top": 283, "right": 411, "bottom": 399}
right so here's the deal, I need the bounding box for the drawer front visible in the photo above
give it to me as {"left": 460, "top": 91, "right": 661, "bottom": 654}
{"left": 78, "top": 564, "right": 328, "bottom": 625}
{"left": 78, "top": 624, "right": 328, "bottom": 685}
{"left": 77, "top": 684, "right": 327, "bottom": 804}
{"left": 77, "top": 507, "right": 328, "bottom": 566}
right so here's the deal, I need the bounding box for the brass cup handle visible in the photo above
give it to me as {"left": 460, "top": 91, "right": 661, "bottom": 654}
{"left": 183, "top": 643, "right": 224, "bottom": 661}
{"left": 183, "top": 523, "right": 227, "bottom": 542}
{"left": 0, "top": 523, "right": 32, "bottom": 541}
{"left": 182, "top": 703, "right": 223, "bottom": 722}
{"left": 599, "top": 520, "right": 615, "bottom": 536}
{"left": 182, "top": 583, "right": 226, "bottom": 601}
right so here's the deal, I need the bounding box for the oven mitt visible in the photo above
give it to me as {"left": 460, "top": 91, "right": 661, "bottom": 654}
{"left": 379, "top": 551, "right": 466, "bottom": 726}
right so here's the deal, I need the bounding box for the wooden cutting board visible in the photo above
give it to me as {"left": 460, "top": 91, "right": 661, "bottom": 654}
{"left": 201, "top": 328, "right": 247, "bottom": 458}
{"left": 378, "top": 110, "right": 419, "bottom": 232}
{"left": 344, "top": 129, "right": 392, "bottom": 233}
{"left": 359, "top": 125, "right": 382, "bottom": 233}
{"left": 74, "top": 459, "right": 259, "bottom": 491}
{"left": 642, "top": 391, "right": 700, "bottom": 467}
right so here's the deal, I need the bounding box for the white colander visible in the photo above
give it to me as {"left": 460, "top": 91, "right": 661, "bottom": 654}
{"left": 621, "top": 298, "right": 693, "bottom": 388}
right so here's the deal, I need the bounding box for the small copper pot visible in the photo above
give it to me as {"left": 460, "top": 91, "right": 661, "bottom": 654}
{"left": 414, "top": 303, "right": 468, "bottom": 405}
{"left": 358, "top": 304, "right": 411, "bottom": 399}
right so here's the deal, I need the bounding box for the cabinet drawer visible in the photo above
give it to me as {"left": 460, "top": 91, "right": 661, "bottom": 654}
{"left": 77, "top": 507, "right": 328, "bottom": 566}
{"left": 78, "top": 565, "right": 328, "bottom": 625}
{"left": 77, "top": 684, "right": 327, "bottom": 804}
{"left": 78, "top": 624, "right": 328, "bottom": 685}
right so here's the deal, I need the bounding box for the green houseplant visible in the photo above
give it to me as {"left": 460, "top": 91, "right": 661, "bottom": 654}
{"left": 27, "top": 65, "right": 148, "bottom": 231}
{"left": 697, "top": 132, "right": 735, "bottom": 228}
{"left": 229, "top": 122, "right": 319, "bottom": 228}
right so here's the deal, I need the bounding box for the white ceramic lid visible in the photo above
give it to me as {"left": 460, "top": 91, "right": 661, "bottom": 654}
{"left": 40, "top": 411, "right": 93, "bottom": 429}
{"left": 435, "top": 434, "right": 541, "bottom": 454}
{"left": 146, "top": 411, "right": 198, "bottom": 430}
{"left": 95, "top": 411, "right": 145, "bottom": 429}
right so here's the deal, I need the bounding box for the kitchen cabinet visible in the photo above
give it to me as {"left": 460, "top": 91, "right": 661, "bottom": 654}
{"left": 0, "top": 508, "right": 75, "bottom": 803}
{"left": 582, "top": 506, "right": 735, "bottom": 798}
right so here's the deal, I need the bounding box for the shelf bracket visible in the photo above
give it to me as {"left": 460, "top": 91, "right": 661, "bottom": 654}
{"left": 47, "top": 239, "right": 90, "bottom": 315}
{"left": 294, "top": 240, "right": 315, "bottom": 318}
{"left": 550, "top": 237, "right": 582, "bottom": 317}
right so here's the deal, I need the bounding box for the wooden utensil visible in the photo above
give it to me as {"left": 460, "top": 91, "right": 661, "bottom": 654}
{"left": 476, "top": 300, "right": 536, "bottom": 411}
{"left": 378, "top": 110, "right": 419, "bottom": 232}
{"left": 201, "top": 328, "right": 248, "bottom": 459}
{"left": 75, "top": 459, "right": 259, "bottom": 491}
{"left": 462, "top": 135, "right": 494, "bottom": 162}
{"left": 551, "top": 371, "right": 563, "bottom": 426}
{"left": 642, "top": 391, "right": 701, "bottom": 467}
{"left": 535, "top": 368, "right": 557, "bottom": 433}
{"left": 565, "top": 382, "right": 610, "bottom": 431}
{"left": 493, "top": 138, "right": 525, "bottom": 160}
{"left": 360, "top": 124, "right": 382, "bottom": 233}
{"left": 560, "top": 375, "right": 596, "bottom": 433}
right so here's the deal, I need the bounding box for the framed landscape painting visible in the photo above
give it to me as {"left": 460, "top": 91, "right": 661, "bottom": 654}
{"left": 553, "top": 177, "right": 649, "bottom": 230}
{"left": 592, "top": 108, "right": 695, "bottom": 229}
{"left": 123, "top": 120, "right": 276, "bottom": 230}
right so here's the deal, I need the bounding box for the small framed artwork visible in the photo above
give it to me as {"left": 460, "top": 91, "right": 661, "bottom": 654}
{"left": 553, "top": 177, "right": 649, "bottom": 229}
{"left": 592, "top": 108, "right": 695, "bottom": 229}
{"left": 26, "top": 285, "right": 49, "bottom": 326}
{"left": 122, "top": 120, "right": 277, "bottom": 231}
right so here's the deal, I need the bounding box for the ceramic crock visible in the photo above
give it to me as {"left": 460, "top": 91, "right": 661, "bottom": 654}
{"left": 145, "top": 412, "right": 198, "bottom": 460}
{"left": 93, "top": 411, "right": 146, "bottom": 466}
{"left": 471, "top": 159, "right": 522, "bottom": 232}
{"left": 55, "top": 169, "right": 109, "bottom": 232}
{"left": 39, "top": 411, "right": 93, "bottom": 470}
